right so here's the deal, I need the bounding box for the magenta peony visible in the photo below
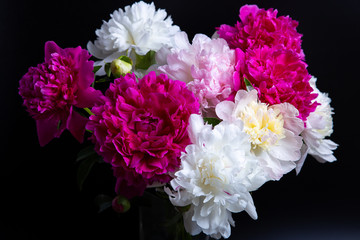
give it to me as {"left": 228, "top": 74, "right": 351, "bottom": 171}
{"left": 87, "top": 72, "right": 199, "bottom": 198}
{"left": 217, "top": 4, "right": 304, "bottom": 59}
{"left": 234, "top": 45, "right": 318, "bottom": 122}
{"left": 19, "top": 41, "right": 103, "bottom": 146}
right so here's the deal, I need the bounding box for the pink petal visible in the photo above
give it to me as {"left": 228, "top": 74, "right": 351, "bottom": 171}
{"left": 36, "top": 117, "right": 64, "bottom": 147}
{"left": 66, "top": 107, "right": 88, "bottom": 143}
{"left": 44, "top": 41, "right": 65, "bottom": 62}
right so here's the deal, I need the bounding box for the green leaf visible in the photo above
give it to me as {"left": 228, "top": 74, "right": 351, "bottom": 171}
{"left": 94, "top": 194, "right": 113, "bottom": 213}
{"left": 77, "top": 156, "right": 97, "bottom": 191}
{"left": 163, "top": 212, "right": 182, "bottom": 228}
{"left": 73, "top": 106, "right": 90, "bottom": 118}
{"left": 182, "top": 228, "right": 192, "bottom": 240}
{"left": 176, "top": 204, "right": 191, "bottom": 213}
{"left": 76, "top": 145, "right": 102, "bottom": 190}
{"left": 175, "top": 219, "right": 192, "bottom": 240}
{"left": 93, "top": 65, "right": 102, "bottom": 74}
{"left": 95, "top": 77, "right": 111, "bottom": 83}
{"left": 244, "top": 77, "right": 254, "bottom": 92}
{"left": 118, "top": 55, "right": 133, "bottom": 65}
{"left": 155, "top": 187, "right": 171, "bottom": 200}
{"left": 104, "top": 62, "right": 111, "bottom": 77}
{"left": 135, "top": 50, "right": 156, "bottom": 70}
{"left": 76, "top": 145, "right": 97, "bottom": 162}
{"left": 203, "top": 117, "right": 221, "bottom": 127}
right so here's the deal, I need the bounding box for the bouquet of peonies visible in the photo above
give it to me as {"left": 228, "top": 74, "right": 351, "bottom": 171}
{"left": 18, "top": 1, "right": 338, "bottom": 239}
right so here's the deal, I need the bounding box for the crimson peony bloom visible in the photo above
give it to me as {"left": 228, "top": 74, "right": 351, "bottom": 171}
{"left": 19, "top": 41, "right": 103, "bottom": 146}
{"left": 234, "top": 45, "right": 318, "bottom": 122}
{"left": 87, "top": 72, "right": 199, "bottom": 198}
{"left": 217, "top": 4, "right": 304, "bottom": 59}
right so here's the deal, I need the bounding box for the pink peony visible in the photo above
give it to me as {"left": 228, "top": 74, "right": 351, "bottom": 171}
{"left": 234, "top": 45, "right": 318, "bottom": 122}
{"left": 87, "top": 71, "right": 199, "bottom": 198}
{"left": 19, "top": 41, "right": 103, "bottom": 146}
{"left": 158, "top": 32, "right": 236, "bottom": 117}
{"left": 217, "top": 4, "right": 304, "bottom": 59}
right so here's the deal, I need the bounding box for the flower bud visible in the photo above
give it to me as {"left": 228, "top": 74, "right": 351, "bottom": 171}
{"left": 110, "top": 56, "right": 133, "bottom": 78}
{"left": 112, "top": 195, "right": 131, "bottom": 213}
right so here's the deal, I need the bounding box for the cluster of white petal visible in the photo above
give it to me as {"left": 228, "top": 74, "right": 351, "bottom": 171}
{"left": 87, "top": 1, "right": 180, "bottom": 74}
{"left": 167, "top": 114, "right": 266, "bottom": 239}
{"left": 216, "top": 90, "right": 304, "bottom": 180}
{"left": 167, "top": 86, "right": 337, "bottom": 238}
{"left": 297, "top": 77, "right": 338, "bottom": 172}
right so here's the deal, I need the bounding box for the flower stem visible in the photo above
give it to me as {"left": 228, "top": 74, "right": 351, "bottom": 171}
{"left": 83, "top": 108, "right": 94, "bottom": 116}
{"left": 139, "top": 206, "right": 144, "bottom": 240}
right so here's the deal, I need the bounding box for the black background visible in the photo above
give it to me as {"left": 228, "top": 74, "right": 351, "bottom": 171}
{"left": 1, "top": 0, "right": 359, "bottom": 239}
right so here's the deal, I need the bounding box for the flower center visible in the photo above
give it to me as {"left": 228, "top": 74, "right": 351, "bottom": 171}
{"left": 197, "top": 155, "right": 227, "bottom": 194}
{"left": 134, "top": 115, "right": 158, "bottom": 133}
{"left": 237, "top": 101, "right": 285, "bottom": 151}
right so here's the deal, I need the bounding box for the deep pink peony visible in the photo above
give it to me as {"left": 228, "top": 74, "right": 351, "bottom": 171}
{"left": 234, "top": 45, "right": 318, "bottom": 122}
{"left": 19, "top": 41, "right": 103, "bottom": 146}
{"left": 217, "top": 5, "right": 304, "bottom": 59}
{"left": 87, "top": 72, "right": 199, "bottom": 198}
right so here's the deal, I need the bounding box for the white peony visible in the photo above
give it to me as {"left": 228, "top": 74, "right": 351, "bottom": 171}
{"left": 297, "top": 77, "right": 338, "bottom": 173}
{"left": 87, "top": 1, "right": 180, "bottom": 74}
{"left": 216, "top": 90, "right": 304, "bottom": 180}
{"left": 166, "top": 114, "right": 264, "bottom": 239}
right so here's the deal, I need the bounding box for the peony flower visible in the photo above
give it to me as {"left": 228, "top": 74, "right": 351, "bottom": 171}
{"left": 87, "top": 1, "right": 180, "bottom": 74}
{"left": 18, "top": 41, "right": 103, "bottom": 146}
{"left": 297, "top": 77, "right": 338, "bottom": 173}
{"left": 216, "top": 89, "right": 304, "bottom": 180}
{"left": 234, "top": 45, "right": 318, "bottom": 123}
{"left": 87, "top": 72, "right": 199, "bottom": 198}
{"left": 158, "top": 32, "right": 236, "bottom": 117}
{"left": 167, "top": 114, "right": 264, "bottom": 239}
{"left": 217, "top": 4, "right": 304, "bottom": 59}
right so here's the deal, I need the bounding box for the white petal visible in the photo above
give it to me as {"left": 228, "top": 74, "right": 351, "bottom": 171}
{"left": 173, "top": 31, "right": 191, "bottom": 49}
{"left": 183, "top": 207, "right": 202, "bottom": 236}
{"left": 310, "top": 139, "right": 338, "bottom": 163}
{"left": 295, "top": 144, "right": 309, "bottom": 175}
{"left": 188, "top": 114, "right": 206, "bottom": 144}
{"left": 215, "top": 101, "right": 235, "bottom": 121}
{"left": 234, "top": 89, "right": 258, "bottom": 109}
{"left": 88, "top": 1, "right": 180, "bottom": 60}
{"left": 87, "top": 41, "right": 108, "bottom": 59}
{"left": 245, "top": 199, "right": 258, "bottom": 220}
{"left": 312, "top": 152, "right": 337, "bottom": 163}
{"left": 272, "top": 103, "right": 304, "bottom": 135}
{"left": 155, "top": 47, "right": 171, "bottom": 65}
{"left": 269, "top": 130, "right": 303, "bottom": 161}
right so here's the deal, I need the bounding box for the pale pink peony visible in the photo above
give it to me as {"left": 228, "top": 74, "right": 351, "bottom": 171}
{"left": 158, "top": 32, "right": 236, "bottom": 117}
{"left": 87, "top": 72, "right": 199, "bottom": 198}
{"left": 217, "top": 4, "right": 304, "bottom": 59}
{"left": 19, "top": 41, "right": 103, "bottom": 146}
{"left": 234, "top": 45, "right": 318, "bottom": 122}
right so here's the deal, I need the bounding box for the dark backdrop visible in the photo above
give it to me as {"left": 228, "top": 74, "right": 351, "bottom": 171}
{"left": 1, "top": 0, "right": 358, "bottom": 239}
